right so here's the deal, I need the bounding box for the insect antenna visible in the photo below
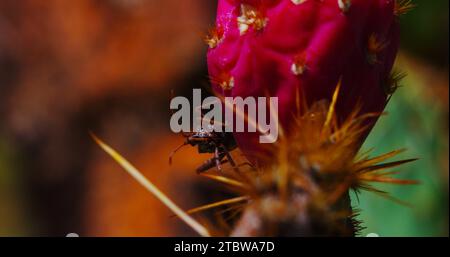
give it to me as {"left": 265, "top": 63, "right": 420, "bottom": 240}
{"left": 169, "top": 142, "right": 189, "bottom": 165}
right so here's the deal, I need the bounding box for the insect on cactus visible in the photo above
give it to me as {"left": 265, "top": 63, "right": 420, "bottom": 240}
{"left": 92, "top": 0, "right": 417, "bottom": 237}
{"left": 91, "top": 84, "right": 418, "bottom": 236}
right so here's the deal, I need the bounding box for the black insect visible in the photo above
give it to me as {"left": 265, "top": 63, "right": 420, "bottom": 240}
{"left": 169, "top": 126, "right": 238, "bottom": 173}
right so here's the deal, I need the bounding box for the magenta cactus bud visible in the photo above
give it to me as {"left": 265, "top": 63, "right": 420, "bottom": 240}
{"left": 207, "top": 0, "right": 400, "bottom": 165}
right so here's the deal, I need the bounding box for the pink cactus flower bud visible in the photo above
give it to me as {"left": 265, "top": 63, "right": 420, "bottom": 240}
{"left": 207, "top": 0, "right": 401, "bottom": 165}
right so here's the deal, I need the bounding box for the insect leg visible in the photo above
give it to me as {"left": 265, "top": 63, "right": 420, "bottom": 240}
{"left": 196, "top": 149, "right": 227, "bottom": 174}
{"left": 215, "top": 147, "right": 223, "bottom": 172}
{"left": 196, "top": 157, "right": 216, "bottom": 174}
{"left": 222, "top": 146, "right": 241, "bottom": 174}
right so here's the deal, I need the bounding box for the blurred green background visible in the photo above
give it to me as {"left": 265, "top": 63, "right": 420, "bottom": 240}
{"left": 354, "top": 0, "right": 449, "bottom": 237}
{"left": 0, "top": 0, "right": 448, "bottom": 236}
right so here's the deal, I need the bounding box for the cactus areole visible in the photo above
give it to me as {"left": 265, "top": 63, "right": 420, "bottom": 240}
{"left": 207, "top": 0, "right": 400, "bottom": 165}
